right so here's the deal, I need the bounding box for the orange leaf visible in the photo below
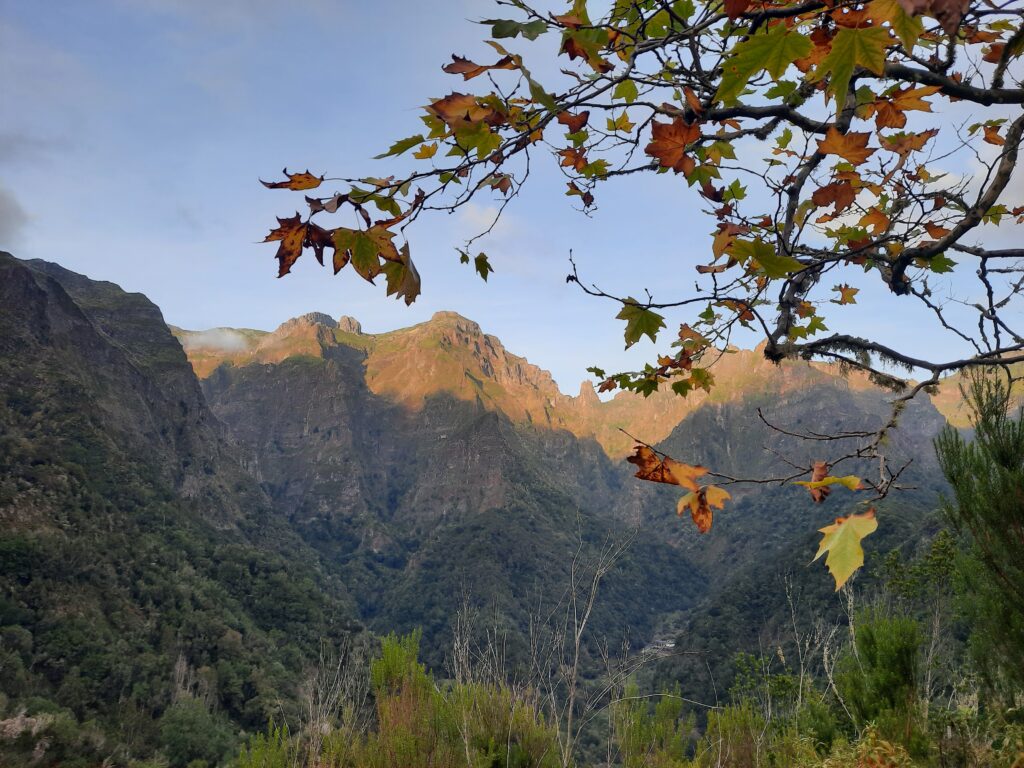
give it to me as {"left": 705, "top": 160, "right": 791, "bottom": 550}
{"left": 812, "top": 181, "right": 857, "bottom": 214}
{"left": 817, "top": 127, "right": 876, "bottom": 165}
{"left": 645, "top": 117, "right": 700, "bottom": 173}
{"left": 557, "top": 110, "right": 590, "bottom": 133}
{"left": 859, "top": 207, "right": 891, "bottom": 235}
{"left": 442, "top": 54, "right": 517, "bottom": 80}
{"left": 924, "top": 222, "right": 951, "bottom": 239}
{"left": 677, "top": 485, "right": 730, "bottom": 533}
{"left": 260, "top": 169, "right": 324, "bottom": 191}
{"left": 263, "top": 213, "right": 308, "bottom": 277}
{"left": 627, "top": 445, "right": 708, "bottom": 491}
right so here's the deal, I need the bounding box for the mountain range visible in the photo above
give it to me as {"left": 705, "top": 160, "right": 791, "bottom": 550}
{"left": 0, "top": 251, "right": 954, "bottom": 761}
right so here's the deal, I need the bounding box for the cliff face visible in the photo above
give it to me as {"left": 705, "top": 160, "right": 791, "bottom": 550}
{"left": 177, "top": 305, "right": 950, "bottom": 666}
{"left": 0, "top": 253, "right": 360, "bottom": 754}
{"left": 176, "top": 310, "right": 928, "bottom": 460}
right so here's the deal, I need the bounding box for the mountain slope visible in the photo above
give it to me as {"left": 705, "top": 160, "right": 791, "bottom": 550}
{"left": 190, "top": 314, "right": 706, "bottom": 667}
{"left": 0, "top": 253, "right": 361, "bottom": 765}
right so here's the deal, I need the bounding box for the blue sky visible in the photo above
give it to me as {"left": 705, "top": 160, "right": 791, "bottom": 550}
{"left": 2, "top": 0, "right": 1020, "bottom": 393}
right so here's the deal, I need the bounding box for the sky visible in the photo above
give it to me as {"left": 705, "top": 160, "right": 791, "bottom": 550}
{"left": 2, "top": 0, "right": 1021, "bottom": 394}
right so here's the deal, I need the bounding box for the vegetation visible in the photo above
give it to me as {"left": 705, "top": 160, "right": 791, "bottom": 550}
{"left": 259, "top": 0, "right": 1024, "bottom": 577}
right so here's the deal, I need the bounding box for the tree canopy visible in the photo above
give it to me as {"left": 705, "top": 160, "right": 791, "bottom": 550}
{"left": 260, "top": 0, "right": 1024, "bottom": 587}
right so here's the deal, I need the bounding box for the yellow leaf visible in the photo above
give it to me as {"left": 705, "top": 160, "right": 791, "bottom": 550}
{"left": 813, "top": 509, "right": 878, "bottom": 590}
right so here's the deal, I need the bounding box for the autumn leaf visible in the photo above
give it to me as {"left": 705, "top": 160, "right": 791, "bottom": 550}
{"left": 832, "top": 284, "right": 859, "bottom": 304}
{"left": 795, "top": 461, "right": 864, "bottom": 502}
{"left": 817, "top": 127, "right": 876, "bottom": 165}
{"left": 260, "top": 169, "right": 324, "bottom": 191}
{"left": 879, "top": 129, "right": 938, "bottom": 158}
{"left": 859, "top": 207, "right": 891, "bottom": 235}
{"left": 607, "top": 112, "right": 635, "bottom": 133}
{"left": 868, "top": 0, "right": 924, "bottom": 50}
{"left": 813, "top": 509, "right": 879, "bottom": 590}
{"left": 381, "top": 242, "right": 421, "bottom": 305}
{"left": 557, "top": 110, "right": 590, "bottom": 133}
{"left": 264, "top": 213, "right": 307, "bottom": 277}
{"left": 897, "top": 0, "right": 970, "bottom": 35}
{"left": 723, "top": 0, "right": 752, "bottom": 20}
{"left": 627, "top": 444, "right": 708, "bottom": 491}
{"left": 645, "top": 117, "right": 700, "bottom": 173}
{"left": 812, "top": 181, "right": 857, "bottom": 215}
{"left": 813, "top": 26, "right": 889, "bottom": 101}
{"left": 426, "top": 93, "right": 501, "bottom": 128}
{"left": 413, "top": 143, "right": 439, "bottom": 160}
{"left": 442, "top": 54, "right": 517, "bottom": 80}
{"left": 617, "top": 299, "right": 666, "bottom": 347}
{"left": 677, "top": 485, "right": 730, "bottom": 533}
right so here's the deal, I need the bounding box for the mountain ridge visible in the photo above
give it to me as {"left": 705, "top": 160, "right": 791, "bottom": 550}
{"left": 173, "top": 309, "right": 962, "bottom": 458}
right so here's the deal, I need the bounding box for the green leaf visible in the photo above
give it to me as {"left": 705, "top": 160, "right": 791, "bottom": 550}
{"left": 474, "top": 252, "right": 493, "bottom": 281}
{"left": 765, "top": 80, "right": 798, "bottom": 100}
{"left": 717, "top": 25, "right": 812, "bottom": 104}
{"left": 616, "top": 299, "right": 666, "bottom": 348}
{"left": 813, "top": 26, "right": 890, "bottom": 102}
{"left": 731, "top": 239, "right": 804, "bottom": 278}
{"left": 613, "top": 80, "right": 639, "bottom": 103}
{"left": 813, "top": 509, "right": 878, "bottom": 590}
{"left": 484, "top": 18, "right": 548, "bottom": 40}
{"left": 374, "top": 134, "right": 426, "bottom": 159}
{"left": 924, "top": 253, "right": 956, "bottom": 273}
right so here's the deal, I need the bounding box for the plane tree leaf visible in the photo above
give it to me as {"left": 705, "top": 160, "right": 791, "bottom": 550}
{"left": 813, "top": 509, "right": 879, "bottom": 590}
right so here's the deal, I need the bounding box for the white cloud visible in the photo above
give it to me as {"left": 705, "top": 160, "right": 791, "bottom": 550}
{"left": 0, "top": 186, "right": 29, "bottom": 246}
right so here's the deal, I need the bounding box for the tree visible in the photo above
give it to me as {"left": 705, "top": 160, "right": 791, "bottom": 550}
{"left": 259, "top": 0, "right": 1024, "bottom": 585}
{"left": 935, "top": 374, "right": 1024, "bottom": 692}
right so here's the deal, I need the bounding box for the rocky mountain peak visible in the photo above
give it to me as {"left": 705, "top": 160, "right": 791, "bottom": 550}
{"left": 338, "top": 316, "right": 363, "bottom": 334}
{"left": 276, "top": 312, "right": 338, "bottom": 332}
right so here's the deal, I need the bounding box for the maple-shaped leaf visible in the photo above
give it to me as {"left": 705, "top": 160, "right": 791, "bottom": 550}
{"left": 607, "top": 112, "right": 635, "bottom": 133}
{"left": 817, "top": 127, "right": 876, "bottom": 165}
{"left": 898, "top": 0, "right": 969, "bottom": 35}
{"left": 617, "top": 299, "right": 666, "bottom": 347}
{"left": 723, "top": 0, "right": 752, "bottom": 20}
{"left": 813, "top": 509, "right": 878, "bottom": 590}
{"left": 426, "top": 93, "right": 501, "bottom": 128}
{"left": 813, "top": 26, "right": 889, "bottom": 101}
{"left": 558, "top": 147, "right": 588, "bottom": 172}
{"left": 381, "top": 242, "right": 421, "bottom": 305}
{"left": 557, "top": 110, "right": 590, "bottom": 133}
{"left": 717, "top": 24, "right": 812, "bottom": 104}
{"left": 260, "top": 169, "right": 324, "bottom": 191}
{"left": 859, "top": 207, "right": 890, "bottom": 235}
{"left": 645, "top": 117, "right": 700, "bottom": 173}
{"left": 413, "top": 143, "right": 439, "bottom": 160}
{"left": 264, "top": 213, "right": 308, "bottom": 277}
{"left": 562, "top": 30, "right": 614, "bottom": 73}
{"left": 442, "top": 54, "right": 517, "bottom": 80}
{"left": 879, "top": 128, "right": 938, "bottom": 158}
{"left": 868, "top": 0, "right": 923, "bottom": 51}
{"left": 832, "top": 284, "right": 859, "bottom": 304}
{"left": 677, "top": 484, "right": 730, "bottom": 533}
{"left": 924, "top": 222, "right": 951, "bottom": 239}
{"left": 812, "top": 181, "right": 857, "bottom": 215}
{"left": 627, "top": 445, "right": 708, "bottom": 491}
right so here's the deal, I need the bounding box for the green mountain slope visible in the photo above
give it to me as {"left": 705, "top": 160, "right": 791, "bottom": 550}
{"left": 0, "top": 254, "right": 361, "bottom": 765}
